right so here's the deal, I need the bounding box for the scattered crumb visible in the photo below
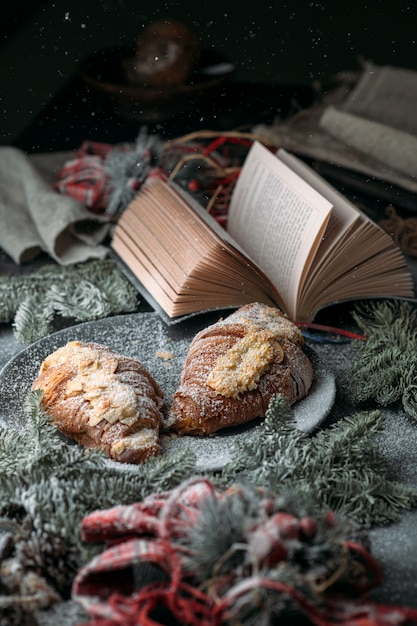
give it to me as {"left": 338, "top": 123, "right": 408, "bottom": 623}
{"left": 156, "top": 349, "right": 175, "bottom": 360}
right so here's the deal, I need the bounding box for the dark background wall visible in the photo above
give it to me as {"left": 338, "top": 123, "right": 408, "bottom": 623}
{"left": 1, "top": 0, "right": 417, "bottom": 146}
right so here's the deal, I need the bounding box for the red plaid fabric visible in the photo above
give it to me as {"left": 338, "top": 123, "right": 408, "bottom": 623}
{"left": 80, "top": 478, "right": 215, "bottom": 545}
{"left": 54, "top": 141, "right": 114, "bottom": 211}
{"left": 73, "top": 478, "right": 417, "bottom": 626}
{"left": 74, "top": 479, "right": 217, "bottom": 626}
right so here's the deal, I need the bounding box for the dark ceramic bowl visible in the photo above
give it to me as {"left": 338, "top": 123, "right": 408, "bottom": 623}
{"left": 79, "top": 46, "right": 236, "bottom": 121}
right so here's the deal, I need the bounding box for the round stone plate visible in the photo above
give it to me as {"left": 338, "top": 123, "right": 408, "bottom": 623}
{"left": 0, "top": 312, "right": 335, "bottom": 472}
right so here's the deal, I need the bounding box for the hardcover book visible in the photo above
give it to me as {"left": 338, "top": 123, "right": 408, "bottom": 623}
{"left": 111, "top": 141, "right": 414, "bottom": 322}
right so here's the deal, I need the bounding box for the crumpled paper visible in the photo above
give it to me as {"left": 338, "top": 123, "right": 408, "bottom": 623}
{"left": 0, "top": 146, "right": 111, "bottom": 265}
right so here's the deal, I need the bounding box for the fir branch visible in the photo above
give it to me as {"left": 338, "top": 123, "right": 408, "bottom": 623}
{"left": 226, "top": 396, "right": 303, "bottom": 475}
{"left": 12, "top": 293, "right": 56, "bottom": 344}
{"left": 350, "top": 300, "right": 417, "bottom": 419}
{"left": 178, "top": 484, "right": 273, "bottom": 582}
{"left": 1, "top": 377, "right": 416, "bottom": 573}
{"left": 218, "top": 395, "right": 417, "bottom": 527}
{"left": 0, "top": 258, "right": 138, "bottom": 343}
{"left": 104, "top": 129, "right": 165, "bottom": 215}
{"left": 47, "top": 281, "right": 114, "bottom": 321}
{"left": 0, "top": 392, "right": 196, "bottom": 552}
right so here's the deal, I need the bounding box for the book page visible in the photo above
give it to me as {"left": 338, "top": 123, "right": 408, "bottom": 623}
{"left": 227, "top": 141, "right": 333, "bottom": 320}
{"left": 276, "top": 148, "right": 361, "bottom": 296}
{"left": 276, "top": 148, "right": 359, "bottom": 268}
{"left": 275, "top": 148, "right": 413, "bottom": 319}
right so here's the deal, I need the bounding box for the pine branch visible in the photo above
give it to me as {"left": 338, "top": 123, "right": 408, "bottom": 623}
{"left": 104, "top": 129, "right": 165, "bottom": 215}
{"left": 0, "top": 258, "right": 138, "bottom": 343}
{"left": 350, "top": 300, "right": 417, "bottom": 418}
{"left": 179, "top": 486, "right": 266, "bottom": 582}
{"left": 47, "top": 280, "right": 114, "bottom": 320}
{"left": 1, "top": 378, "right": 416, "bottom": 566}
{"left": 0, "top": 392, "right": 196, "bottom": 552}
{"left": 12, "top": 293, "right": 56, "bottom": 344}
{"left": 218, "top": 395, "right": 417, "bottom": 527}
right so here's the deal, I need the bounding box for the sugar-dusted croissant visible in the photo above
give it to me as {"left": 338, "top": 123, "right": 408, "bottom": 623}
{"left": 32, "top": 341, "right": 164, "bottom": 464}
{"left": 167, "top": 303, "right": 313, "bottom": 435}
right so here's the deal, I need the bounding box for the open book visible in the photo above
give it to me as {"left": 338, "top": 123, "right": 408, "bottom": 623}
{"left": 111, "top": 141, "right": 414, "bottom": 323}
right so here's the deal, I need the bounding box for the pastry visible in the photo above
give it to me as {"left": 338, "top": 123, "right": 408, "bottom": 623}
{"left": 32, "top": 341, "right": 164, "bottom": 464}
{"left": 167, "top": 303, "right": 313, "bottom": 435}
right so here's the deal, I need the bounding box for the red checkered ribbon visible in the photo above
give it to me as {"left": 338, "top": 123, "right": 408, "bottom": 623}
{"left": 54, "top": 141, "right": 114, "bottom": 211}
{"left": 73, "top": 478, "right": 417, "bottom": 626}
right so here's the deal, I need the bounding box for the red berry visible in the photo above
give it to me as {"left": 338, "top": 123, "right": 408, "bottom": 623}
{"left": 299, "top": 517, "right": 318, "bottom": 538}
{"left": 188, "top": 179, "right": 200, "bottom": 192}
{"left": 272, "top": 513, "right": 300, "bottom": 539}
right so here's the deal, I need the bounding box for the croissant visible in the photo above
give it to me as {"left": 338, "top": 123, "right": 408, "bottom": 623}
{"left": 167, "top": 303, "right": 313, "bottom": 435}
{"left": 32, "top": 341, "right": 164, "bottom": 464}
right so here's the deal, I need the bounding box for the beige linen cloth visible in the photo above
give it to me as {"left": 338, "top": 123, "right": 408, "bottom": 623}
{"left": 0, "top": 146, "right": 110, "bottom": 265}
{"left": 253, "top": 62, "right": 417, "bottom": 193}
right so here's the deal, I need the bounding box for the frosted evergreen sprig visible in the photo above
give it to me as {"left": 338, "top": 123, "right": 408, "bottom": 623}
{"left": 0, "top": 391, "right": 196, "bottom": 552}
{"left": 104, "top": 129, "right": 165, "bottom": 215}
{"left": 0, "top": 258, "right": 138, "bottom": 343}
{"left": 1, "top": 373, "right": 416, "bottom": 565}
{"left": 218, "top": 394, "right": 417, "bottom": 527}
{"left": 350, "top": 300, "right": 417, "bottom": 418}
{"left": 12, "top": 292, "right": 56, "bottom": 345}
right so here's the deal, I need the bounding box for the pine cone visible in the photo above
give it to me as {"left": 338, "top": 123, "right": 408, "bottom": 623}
{"left": 15, "top": 528, "right": 81, "bottom": 599}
